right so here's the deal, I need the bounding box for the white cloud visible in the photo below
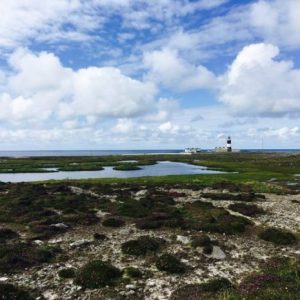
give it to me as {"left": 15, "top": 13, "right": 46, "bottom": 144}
{"left": 72, "top": 67, "right": 156, "bottom": 118}
{"left": 264, "top": 127, "right": 299, "bottom": 139}
{"left": 0, "top": 0, "right": 227, "bottom": 50}
{"left": 250, "top": 0, "right": 300, "bottom": 49}
{"left": 0, "top": 48, "right": 157, "bottom": 123}
{"left": 144, "top": 48, "right": 216, "bottom": 91}
{"left": 219, "top": 43, "right": 300, "bottom": 117}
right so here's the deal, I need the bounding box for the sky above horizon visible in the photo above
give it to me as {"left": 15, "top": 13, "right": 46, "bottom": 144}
{"left": 0, "top": 0, "right": 300, "bottom": 150}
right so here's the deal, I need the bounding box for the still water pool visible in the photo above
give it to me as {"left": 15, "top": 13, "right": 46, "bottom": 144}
{"left": 0, "top": 161, "right": 224, "bottom": 182}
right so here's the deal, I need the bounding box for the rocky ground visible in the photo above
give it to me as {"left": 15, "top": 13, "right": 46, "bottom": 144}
{"left": 1, "top": 182, "right": 299, "bottom": 299}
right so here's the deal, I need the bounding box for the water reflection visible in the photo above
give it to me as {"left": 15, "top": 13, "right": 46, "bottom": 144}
{"left": 0, "top": 161, "right": 225, "bottom": 182}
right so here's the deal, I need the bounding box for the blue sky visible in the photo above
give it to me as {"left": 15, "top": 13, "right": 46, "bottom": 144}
{"left": 0, "top": 0, "right": 299, "bottom": 150}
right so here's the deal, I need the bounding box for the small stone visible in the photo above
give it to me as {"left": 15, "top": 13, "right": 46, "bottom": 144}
{"left": 33, "top": 240, "right": 44, "bottom": 246}
{"left": 125, "top": 284, "right": 136, "bottom": 290}
{"left": 43, "top": 291, "right": 59, "bottom": 300}
{"left": 176, "top": 235, "right": 190, "bottom": 244}
{"left": 50, "top": 223, "right": 68, "bottom": 229}
{"left": 70, "top": 239, "right": 93, "bottom": 248}
{"left": 0, "top": 277, "right": 8, "bottom": 282}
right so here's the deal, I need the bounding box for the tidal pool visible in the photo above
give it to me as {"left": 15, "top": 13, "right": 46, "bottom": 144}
{"left": 0, "top": 161, "right": 225, "bottom": 183}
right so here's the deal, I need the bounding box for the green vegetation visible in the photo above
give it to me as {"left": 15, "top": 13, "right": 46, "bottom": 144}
{"left": 259, "top": 228, "right": 297, "bottom": 245}
{"left": 121, "top": 236, "right": 163, "bottom": 256}
{"left": 102, "top": 217, "right": 125, "bottom": 227}
{"left": 113, "top": 163, "right": 142, "bottom": 171}
{"left": 58, "top": 268, "right": 76, "bottom": 279}
{"left": 228, "top": 203, "right": 264, "bottom": 216}
{"left": 170, "top": 278, "right": 232, "bottom": 300}
{"left": 171, "top": 257, "right": 300, "bottom": 299}
{"left": 75, "top": 260, "right": 122, "bottom": 289}
{"left": 225, "top": 257, "right": 300, "bottom": 300}
{"left": 0, "top": 243, "right": 60, "bottom": 273}
{"left": 0, "top": 283, "right": 34, "bottom": 300}
{"left": 0, "top": 228, "right": 19, "bottom": 242}
{"left": 93, "top": 233, "right": 107, "bottom": 241}
{"left": 0, "top": 153, "right": 299, "bottom": 194}
{"left": 123, "top": 267, "right": 143, "bottom": 278}
{"left": 182, "top": 201, "right": 252, "bottom": 234}
{"left": 190, "top": 234, "right": 211, "bottom": 248}
{"left": 156, "top": 254, "right": 187, "bottom": 274}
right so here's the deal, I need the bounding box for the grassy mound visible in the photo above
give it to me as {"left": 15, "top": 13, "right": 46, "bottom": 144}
{"left": 259, "top": 228, "right": 297, "bottom": 245}
{"left": 75, "top": 260, "right": 122, "bottom": 289}
{"left": 156, "top": 254, "right": 187, "bottom": 274}
{"left": 121, "top": 236, "right": 163, "bottom": 256}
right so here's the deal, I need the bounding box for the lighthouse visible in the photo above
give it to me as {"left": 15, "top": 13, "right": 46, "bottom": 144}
{"left": 227, "top": 136, "right": 232, "bottom": 152}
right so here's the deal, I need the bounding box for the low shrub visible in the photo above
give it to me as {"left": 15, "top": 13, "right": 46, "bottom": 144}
{"left": 123, "top": 267, "right": 143, "bottom": 278}
{"left": 0, "top": 283, "right": 33, "bottom": 300}
{"left": 0, "top": 228, "right": 19, "bottom": 242}
{"left": 170, "top": 278, "right": 232, "bottom": 300}
{"left": 102, "top": 218, "right": 125, "bottom": 228}
{"left": 121, "top": 236, "right": 163, "bottom": 256}
{"left": 191, "top": 234, "right": 211, "bottom": 248}
{"left": 259, "top": 228, "right": 297, "bottom": 245}
{"left": 75, "top": 260, "right": 122, "bottom": 289}
{"left": 228, "top": 203, "right": 264, "bottom": 216}
{"left": 117, "top": 199, "right": 151, "bottom": 218}
{"left": 203, "top": 244, "right": 213, "bottom": 255}
{"left": 58, "top": 268, "right": 76, "bottom": 279}
{"left": 0, "top": 243, "right": 60, "bottom": 273}
{"left": 93, "top": 233, "right": 107, "bottom": 241}
{"left": 156, "top": 254, "right": 187, "bottom": 274}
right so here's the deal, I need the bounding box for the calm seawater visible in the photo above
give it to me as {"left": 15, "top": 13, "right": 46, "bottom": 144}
{"left": 0, "top": 161, "right": 225, "bottom": 183}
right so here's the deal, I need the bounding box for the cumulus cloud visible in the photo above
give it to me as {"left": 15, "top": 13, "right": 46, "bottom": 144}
{"left": 144, "top": 48, "right": 216, "bottom": 91}
{"left": 0, "top": 48, "right": 157, "bottom": 123}
{"left": 250, "top": 0, "right": 300, "bottom": 49}
{"left": 219, "top": 43, "right": 300, "bottom": 117}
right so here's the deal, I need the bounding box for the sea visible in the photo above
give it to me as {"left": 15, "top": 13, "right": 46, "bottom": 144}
{"left": 0, "top": 149, "right": 300, "bottom": 157}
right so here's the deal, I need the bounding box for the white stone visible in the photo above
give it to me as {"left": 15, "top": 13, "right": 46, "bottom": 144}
{"left": 126, "top": 284, "right": 136, "bottom": 290}
{"left": 43, "top": 291, "right": 59, "bottom": 300}
{"left": 0, "top": 277, "right": 8, "bottom": 282}
{"left": 70, "top": 239, "right": 93, "bottom": 248}
{"left": 176, "top": 235, "right": 189, "bottom": 244}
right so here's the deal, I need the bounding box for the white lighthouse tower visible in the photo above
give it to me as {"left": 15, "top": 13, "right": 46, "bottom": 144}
{"left": 227, "top": 136, "right": 232, "bottom": 152}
